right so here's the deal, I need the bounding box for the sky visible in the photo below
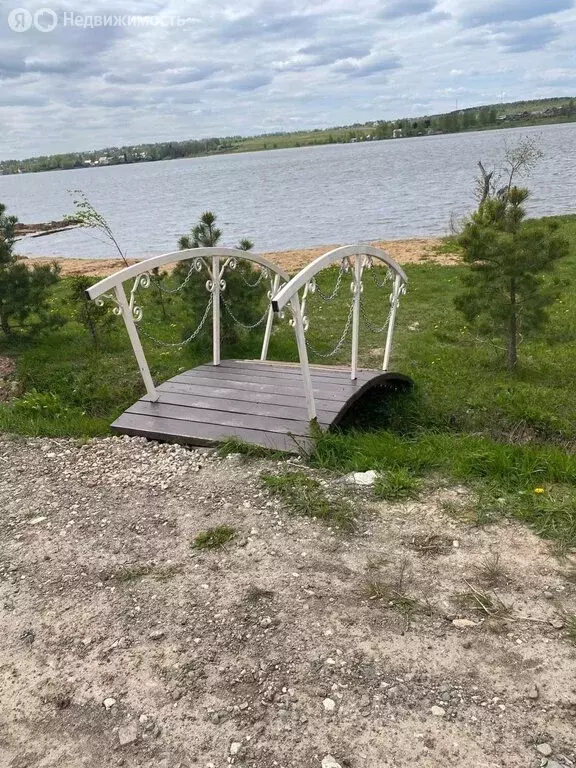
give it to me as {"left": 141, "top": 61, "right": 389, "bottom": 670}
{"left": 1, "top": 0, "right": 575, "bottom": 159}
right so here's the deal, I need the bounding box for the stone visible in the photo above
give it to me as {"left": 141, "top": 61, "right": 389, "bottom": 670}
{"left": 343, "top": 470, "right": 378, "bottom": 487}
{"left": 452, "top": 619, "right": 477, "bottom": 629}
{"left": 527, "top": 684, "right": 539, "bottom": 700}
{"left": 103, "top": 697, "right": 117, "bottom": 710}
{"left": 323, "top": 698, "right": 336, "bottom": 712}
{"left": 536, "top": 743, "right": 553, "bottom": 757}
{"left": 230, "top": 742, "right": 242, "bottom": 756}
{"left": 118, "top": 723, "right": 138, "bottom": 746}
{"left": 322, "top": 756, "right": 342, "bottom": 768}
{"left": 149, "top": 630, "right": 165, "bottom": 640}
{"left": 430, "top": 706, "right": 446, "bottom": 717}
{"left": 550, "top": 619, "right": 564, "bottom": 630}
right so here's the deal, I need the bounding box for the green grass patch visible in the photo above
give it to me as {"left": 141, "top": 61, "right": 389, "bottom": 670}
{"left": 262, "top": 470, "right": 357, "bottom": 532}
{"left": 374, "top": 468, "right": 422, "bottom": 501}
{"left": 192, "top": 525, "right": 236, "bottom": 550}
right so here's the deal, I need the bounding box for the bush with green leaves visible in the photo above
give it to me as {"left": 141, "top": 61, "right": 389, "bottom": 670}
{"left": 0, "top": 202, "right": 61, "bottom": 335}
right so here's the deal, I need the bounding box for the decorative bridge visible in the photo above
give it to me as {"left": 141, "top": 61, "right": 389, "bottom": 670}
{"left": 87, "top": 245, "right": 411, "bottom": 453}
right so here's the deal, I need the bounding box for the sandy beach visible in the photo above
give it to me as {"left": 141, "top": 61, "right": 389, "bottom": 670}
{"left": 18, "top": 237, "right": 456, "bottom": 278}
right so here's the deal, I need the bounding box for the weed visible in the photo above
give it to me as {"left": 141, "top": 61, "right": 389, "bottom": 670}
{"left": 362, "top": 557, "right": 423, "bottom": 618}
{"left": 374, "top": 468, "right": 422, "bottom": 501}
{"left": 457, "top": 581, "right": 510, "bottom": 619}
{"left": 192, "top": 525, "right": 236, "bottom": 550}
{"left": 475, "top": 553, "right": 508, "bottom": 587}
{"left": 262, "top": 471, "right": 357, "bottom": 532}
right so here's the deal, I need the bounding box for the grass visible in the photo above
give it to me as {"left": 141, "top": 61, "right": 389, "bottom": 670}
{"left": 218, "top": 437, "right": 289, "bottom": 460}
{"left": 262, "top": 471, "right": 357, "bottom": 532}
{"left": 192, "top": 526, "right": 236, "bottom": 550}
{"left": 2, "top": 215, "right": 576, "bottom": 547}
{"left": 457, "top": 583, "right": 510, "bottom": 619}
{"left": 374, "top": 468, "right": 422, "bottom": 501}
{"left": 475, "top": 553, "right": 508, "bottom": 587}
{"left": 362, "top": 557, "right": 425, "bottom": 620}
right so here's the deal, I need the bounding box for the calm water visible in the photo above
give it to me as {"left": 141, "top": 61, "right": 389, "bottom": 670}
{"left": 3, "top": 122, "right": 575, "bottom": 260}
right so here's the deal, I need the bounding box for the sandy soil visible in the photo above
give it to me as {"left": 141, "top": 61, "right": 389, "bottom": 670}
{"left": 18, "top": 238, "right": 456, "bottom": 279}
{"left": 1, "top": 434, "right": 575, "bottom": 768}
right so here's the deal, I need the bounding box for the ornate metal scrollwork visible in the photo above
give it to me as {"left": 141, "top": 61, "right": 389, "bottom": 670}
{"left": 95, "top": 293, "right": 122, "bottom": 316}
{"left": 129, "top": 272, "right": 151, "bottom": 322}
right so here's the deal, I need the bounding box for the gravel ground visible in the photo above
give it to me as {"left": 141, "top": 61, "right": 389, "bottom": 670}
{"left": 1, "top": 434, "right": 575, "bottom": 768}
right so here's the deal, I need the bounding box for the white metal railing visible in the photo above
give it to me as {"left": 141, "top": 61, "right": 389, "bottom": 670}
{"left": 271, "top": 244, "right": 408, "bottom": 382}
{"left": 87, "top": 244, "right": 407, "bottom": 425}
{"left": 86, "top": 247, "right": 308, "bottom": 404}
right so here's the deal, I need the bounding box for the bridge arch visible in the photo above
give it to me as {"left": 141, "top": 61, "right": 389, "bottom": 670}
{"left": 87, "top": 244, "right": 410, "bottom": 452}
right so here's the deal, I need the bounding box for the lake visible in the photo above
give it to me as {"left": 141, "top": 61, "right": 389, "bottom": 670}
{"left": 2, "top": 122, "right": 575, "bottom": 260}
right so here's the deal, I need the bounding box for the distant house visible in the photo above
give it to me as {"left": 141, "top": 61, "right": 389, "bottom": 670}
{"left": 392, "top": 128, "right": 403, "bottom": 139}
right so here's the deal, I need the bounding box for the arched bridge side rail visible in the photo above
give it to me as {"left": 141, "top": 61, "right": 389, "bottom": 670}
{"left": 86, "top": 247, "right": 313, "bottom": 408}
{"left": 272, "top": 245, "right": 408, "bottom": 382}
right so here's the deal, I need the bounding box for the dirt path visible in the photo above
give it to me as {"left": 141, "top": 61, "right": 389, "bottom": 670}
{"left": 18, "top": 237, "right": 455, "bottom": 278}
{"left": 1, "top": 435, "right": 575, "bottom": 768}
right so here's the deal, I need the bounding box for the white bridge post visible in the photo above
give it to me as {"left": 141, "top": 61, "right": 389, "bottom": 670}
{"left": 350, "top": 254, "right": 363, "bottom": 381}
{"left": 290, "top": 293, "right": 317, "bottom": 421}
{"left": 114, "top": 284, "right": 158, "bottom": 402}
{"left": 383, "top": 274, "right": 401, "bottom": 372}
{"left": 212, "top": 255, "right": 221, "bottom": 366}
{"left": 261, "top": 273, "right": 280, "bottom": 362}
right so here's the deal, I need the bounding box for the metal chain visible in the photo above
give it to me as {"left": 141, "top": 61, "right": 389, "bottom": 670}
{"left": 359, "top": 298, "right": 393, "bottom": 334}
{"left": 238, "top": 268, "right": 267, "bottom": 288}
{"left": 221, "top": 296, "right": 270, "bottom": 330}
{"left": 155, "top": 259, "right": 204, "bottom": 295}
{"left": 315, "top": 263, "right": 347, "bottom": 302}
{"left": 305, "top": 300, "right": 354, "bottom": 358}
{"left": 369, "top": 266, "right": 392, "bottom": 290}
{"left": 139, "top": 295, "right": 213, "bottom": 347}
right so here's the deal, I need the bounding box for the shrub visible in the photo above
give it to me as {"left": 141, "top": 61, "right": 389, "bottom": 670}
{"left": 0, "top": 202, "right": 61, "bottom": 335}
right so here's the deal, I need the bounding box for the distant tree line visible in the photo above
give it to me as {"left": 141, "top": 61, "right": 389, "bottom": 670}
{"left": 2, "top": 97, "right": 575, "bottom": 175}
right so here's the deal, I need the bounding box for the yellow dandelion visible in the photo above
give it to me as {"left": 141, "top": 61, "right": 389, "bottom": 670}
{"left": 534, "top": 488, "right": 545, "bottom": 494}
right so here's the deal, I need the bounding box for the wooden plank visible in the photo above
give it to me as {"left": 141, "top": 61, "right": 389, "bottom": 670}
{"left": 189, "top": 364, "right": 371, "bottom": 389}
{"left": 112, "top": 412, "right": 313, "bottom": 453}
{"left": 153, "top": 390, "right": 334, "bottom": 426}
{"left": 171, "top": 372, "right": 362, "bottom": 400}
{"left": 125, "top": 400, "right": 311, "bottom": 437}
{"left": 219, "top": 360, "right": 377, "bottom": 381}
{"left": 157, "top": 381, "right": 343, "bottom": 413}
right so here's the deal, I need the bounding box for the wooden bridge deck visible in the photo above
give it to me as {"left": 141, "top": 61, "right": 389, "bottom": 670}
{"left": 112, "top": 360, "right": 411, "bottom": 453}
